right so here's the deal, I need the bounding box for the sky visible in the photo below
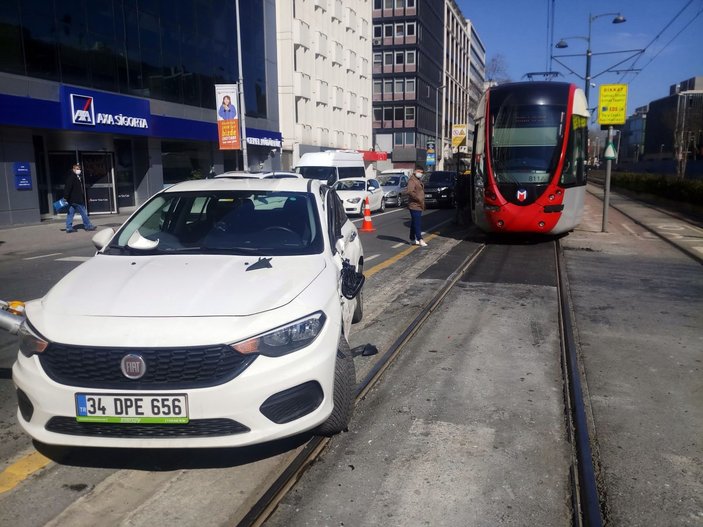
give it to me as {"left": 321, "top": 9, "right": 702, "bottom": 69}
{"left": 458, "top": 0, "right": 703, "bottom": 114}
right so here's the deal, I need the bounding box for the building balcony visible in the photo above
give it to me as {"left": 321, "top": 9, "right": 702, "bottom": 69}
{"left": 315, "top": 32, "right": 328, "bottom": 57}
{"left": 293, "top": 19, "right": 311, "bottom": 49}
{"left": 296, "top": 123, "right": 313, "bottom": 144}
{"left": 314, "top": 0, "right": 327, "bottom": 10}
{"left": 331, "top": 0, "right": 343, "bottom": 21}
{"left": 317, "top": 80, "right": 329, "bottom": 103}
{"left": 294, "top": 72, "right": 311, "bottom": 99}
{"left": 346, "top": 9, "right": 356, "bottom": 31}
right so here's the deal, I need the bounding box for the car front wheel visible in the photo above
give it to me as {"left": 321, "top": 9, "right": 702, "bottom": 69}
{"left": 316, "top": 338, "right": 355, "bottom": 436}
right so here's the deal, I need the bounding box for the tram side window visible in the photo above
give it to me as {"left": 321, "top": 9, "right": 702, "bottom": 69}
{"left": 472, "top": 117, "right": 486, "bottom": 187}
{"left": 561, "top": 115, "right": 587, "bottom": 187}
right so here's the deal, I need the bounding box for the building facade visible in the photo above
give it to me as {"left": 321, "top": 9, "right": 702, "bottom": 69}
{"left": 439, "top": 1, "right": 485, "bottom": 170}
{"left": 276, "top": 0, "right": 373, "bottom": 170}
{"left": 370, "top": 0, "right": 483, "bottom": 171}
{"left": 619, "top": 105, "right": 647, "bottom": 163}
{"left": 0, "top": 0, "right": 281, "bottom": 227}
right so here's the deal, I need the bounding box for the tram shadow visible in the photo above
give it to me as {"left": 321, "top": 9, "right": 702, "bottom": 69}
{"left": 33, "top": 431, "right": 317, "bottom": 470}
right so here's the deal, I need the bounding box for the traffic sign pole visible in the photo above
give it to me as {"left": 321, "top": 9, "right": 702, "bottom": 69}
{"left": 602, "top": 125, "right": 614, "bottom": 233}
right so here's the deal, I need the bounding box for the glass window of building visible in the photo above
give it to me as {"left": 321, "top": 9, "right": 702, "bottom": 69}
{"left": 406, "top": 50, "right": 416, "bottom": 64}
{"left": 373, "top": 108, "right": 382, "bottom": 121}
{"left": 395, "top": 23, "right": 404, "bottom": 37}
{"left": 394, "top": 132, "right": 404, "bottom": 145}
{"left": 374, "top": 0, "right": 383, "bottom": 9}
{"left": 384, "top": 24, "right": 393, "bottom": 38}
{"left": 406, "top": 78, "right": 416, "bottom": 92}
{"left": 407, "top": 0, "right": 416, "bottom": 7}
{"left": 405, "top": 132, "right": 415, "bottom": 145}
{"left": 384, "top": 52, "right": 393, "bottom": 65}
{"left": 395, "top": 79, "right": 404, "bottom": 93}
{"left": 384, "top": 0, "right": 394, "bottom": 8}
{"left": 373, "top": 80, "right": 382, "bottom": 94}
{"left": 394, "top": 107, "right": 404, "bottom": 120}
{"left": 383, "top": 107, "right": 393, "bottom": 121}
{"left": 406, "top": 22, "right": 416, "bottom": 36}
{"left": 384, "top": 80, "right": 393, "bottom": 94}
{"left": 405, "top": 106, "right": 415, "bottom": 120}
{"left": 395, "top": 52, "right": 404, "bottom": 65}
{"left": 373, "top": 25, "right": 382, "bottom": 38}
{"left": 373, "top": 53, "right": 382, "bottom": 65}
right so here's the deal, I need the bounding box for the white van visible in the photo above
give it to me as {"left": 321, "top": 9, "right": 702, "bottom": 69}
{"left": 295, "top": 150, "right": 366, "bottom": 184}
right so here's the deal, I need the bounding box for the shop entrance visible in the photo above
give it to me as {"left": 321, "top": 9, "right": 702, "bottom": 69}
{"left": 47, "top": 151, "right": 118, "bottom": 215}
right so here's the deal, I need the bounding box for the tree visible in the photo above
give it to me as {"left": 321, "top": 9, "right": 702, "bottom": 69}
{"left": 485, "top": 54, "right": 512, "bottom": 85}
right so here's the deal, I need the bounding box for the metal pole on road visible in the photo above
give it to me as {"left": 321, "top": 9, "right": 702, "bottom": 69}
{"left": 602, "top": 125, "right": 614, "bottom": 233}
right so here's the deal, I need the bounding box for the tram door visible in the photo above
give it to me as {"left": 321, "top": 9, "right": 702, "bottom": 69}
{"left": 80, "top": 152, "right": 117, "bottom": 214}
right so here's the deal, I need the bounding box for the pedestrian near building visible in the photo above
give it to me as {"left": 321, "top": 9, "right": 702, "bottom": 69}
{"left": 63, "top": 164, "right": 95, "bottom": 233}
{"left": 407, "top": 164, "right": 427, "bottom": 246}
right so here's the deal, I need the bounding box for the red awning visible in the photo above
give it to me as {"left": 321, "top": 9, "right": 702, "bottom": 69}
{"left": 357, "top": 150, "right": 388, "bottom": 161}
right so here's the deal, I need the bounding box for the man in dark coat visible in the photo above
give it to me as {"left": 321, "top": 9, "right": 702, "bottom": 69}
{"left": 63, "top": 163, "right": 95, "bottom": 233}
{"left": 407, "top": 164, "right": 427, "bottom": 246}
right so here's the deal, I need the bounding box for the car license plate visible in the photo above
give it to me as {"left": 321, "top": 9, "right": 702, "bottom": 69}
{"left": 75, "top": 393, "right": 189, "bottom": 424}
{"left": 425, "top": 193, "right": 432, "bottom": 198}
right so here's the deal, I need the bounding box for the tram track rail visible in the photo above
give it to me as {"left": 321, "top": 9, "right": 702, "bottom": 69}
{"left": 237, "top": 243, "right": 487, "bottom": 527}
{"left": 239, "top": 238, "right": 606, "bottom": 527}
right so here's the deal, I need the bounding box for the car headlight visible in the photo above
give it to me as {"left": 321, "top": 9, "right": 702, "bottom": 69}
{"left": 347, "top": 197, "right": 361, "bottom": 204}
{"left": 19, "top": 321, "right": 49, "bottom": 357}
{"left": 231, "top": 312, "right": 326, "bottom": 357}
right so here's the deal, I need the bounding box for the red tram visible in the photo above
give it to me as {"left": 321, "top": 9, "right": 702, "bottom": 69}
{"left": 470, "top": 82, "right": 589, "bottom": 235}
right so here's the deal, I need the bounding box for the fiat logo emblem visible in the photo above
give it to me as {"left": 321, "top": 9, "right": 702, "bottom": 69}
{"left": 121, "top": 354, "right": 146, "bottom": 379}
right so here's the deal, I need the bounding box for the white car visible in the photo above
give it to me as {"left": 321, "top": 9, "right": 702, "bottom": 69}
{"left": 215, "top": 171, "right": 302, "bottom": 179}
{"left": 11, "top": 178, "right": 365, "bottom": 448}
{"left": 333, "top": 178, "right": 385, "bottom": 215}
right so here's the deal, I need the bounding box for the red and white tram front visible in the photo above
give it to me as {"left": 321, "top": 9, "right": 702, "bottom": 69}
{"left": 471, "top": 82, "right": 589, "bottom": 235}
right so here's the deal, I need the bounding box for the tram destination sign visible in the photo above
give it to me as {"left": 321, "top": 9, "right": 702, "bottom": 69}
{"left": 598, "top": 84, "right": 628, "bottom": 126}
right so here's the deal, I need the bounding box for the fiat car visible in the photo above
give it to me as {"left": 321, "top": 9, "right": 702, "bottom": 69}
{"left": 11, "top": 178, "right": 364, "bottom": 448}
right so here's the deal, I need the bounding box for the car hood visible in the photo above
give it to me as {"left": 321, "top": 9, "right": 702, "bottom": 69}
{"left": 38, "top": 253, "right": 326, "bottom": 317}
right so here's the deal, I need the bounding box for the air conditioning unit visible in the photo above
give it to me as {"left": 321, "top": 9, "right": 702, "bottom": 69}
{"left": 372, "top": 38, "right": 382, "bottom": 46}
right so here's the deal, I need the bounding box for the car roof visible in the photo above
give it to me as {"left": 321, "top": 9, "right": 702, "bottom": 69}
{"left": 163, "top": 177, "right": 319, "bottom": 193}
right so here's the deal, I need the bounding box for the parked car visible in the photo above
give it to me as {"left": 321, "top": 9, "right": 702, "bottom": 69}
{"left": 295, "top": 150, "right": 366, "bottom": 185}
{"left": 378, "top": 173, "right": 409, "bottom": 207}
{"left": 10, "top": 178, "right": 365, "bottom": 448}
{"left": 423, "top": 170, "right": 457, "bottom": 208}
{"left": 334, "top": 177, "right": 385, "bottom": 215}
{"left": 215, "top": 171, "right": 302, "bottom": 179}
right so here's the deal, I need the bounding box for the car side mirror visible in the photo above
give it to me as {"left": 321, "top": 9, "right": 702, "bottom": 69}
{"left": 92, "top": 227, "right": 116, "bottom": 250}
{"left": 340, "top": 260, "right": 365, "bottom": 300}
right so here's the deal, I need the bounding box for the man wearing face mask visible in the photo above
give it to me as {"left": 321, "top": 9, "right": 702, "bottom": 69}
{"left": 63, "top": 163, "right": 96, "bottom": 233}
{"left": 407, "top": 164, "right": 427, "bottom": 246}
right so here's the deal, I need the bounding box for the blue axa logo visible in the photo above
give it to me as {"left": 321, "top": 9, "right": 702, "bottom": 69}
{"left": 70, "top": 94, "right": 95, "bottom": 126}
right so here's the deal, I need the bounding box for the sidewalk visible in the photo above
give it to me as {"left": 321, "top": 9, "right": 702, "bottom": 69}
{"left": 0, "top": 212, "right": 132, "bottom": 258}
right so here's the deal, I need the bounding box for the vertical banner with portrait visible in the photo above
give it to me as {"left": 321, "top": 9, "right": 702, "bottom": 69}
{"left": 215, "top": 84, "right": 241, "bottom": 150}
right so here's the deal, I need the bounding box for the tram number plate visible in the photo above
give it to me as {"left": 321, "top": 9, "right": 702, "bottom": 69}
{"left": 75, "top": 393, "right": 189, "bottom": 424}
{"left": 424, "top": 193, "right": 432, "bottom": 198}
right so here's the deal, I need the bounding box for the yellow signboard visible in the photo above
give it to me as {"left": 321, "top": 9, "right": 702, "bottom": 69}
{"left": 451, "top": 124, "right": 467, "bottom": 147}
{"left": 598, "top": 84, "right": 628, "bottom": 125}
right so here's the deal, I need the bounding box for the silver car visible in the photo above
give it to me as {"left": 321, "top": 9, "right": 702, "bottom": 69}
{"left": 379, "top": 173, "right": 409, "bottom": 207}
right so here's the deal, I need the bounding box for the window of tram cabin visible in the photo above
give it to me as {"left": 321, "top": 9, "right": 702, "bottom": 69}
{"left": 560, "top": 115, "right": 587, "bottom": 187}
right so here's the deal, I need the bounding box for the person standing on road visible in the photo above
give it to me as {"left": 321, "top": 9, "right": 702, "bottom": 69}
{"left": 63, "top": 163, "right": 95, "bottom": 233}
{"left": 407, "top": 164, "right": 427, "bottom": 246}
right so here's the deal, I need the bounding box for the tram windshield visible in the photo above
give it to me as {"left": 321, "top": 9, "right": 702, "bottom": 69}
{"left": 489, "top": 99, "right": 564, "bottom": 185}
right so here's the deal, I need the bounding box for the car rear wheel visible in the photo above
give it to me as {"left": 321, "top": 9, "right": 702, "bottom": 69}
{"left": 379, "top": 199, "right": 385, "bottom": 212}
{"left": 316, "top": 338, "right": 355, "bottom": 436}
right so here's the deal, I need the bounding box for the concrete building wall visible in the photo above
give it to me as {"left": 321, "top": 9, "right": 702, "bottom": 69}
{"left": 276, "top": 0, "right": 372, "bottom": 170}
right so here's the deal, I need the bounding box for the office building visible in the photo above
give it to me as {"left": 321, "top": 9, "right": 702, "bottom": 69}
{"left": 276, "top": 0, "right": 374, "bottom": 170}
{"left": 0, "top": 0, "right": 281, "bottom": 226}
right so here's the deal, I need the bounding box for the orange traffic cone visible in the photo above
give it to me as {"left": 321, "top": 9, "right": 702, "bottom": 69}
{"left": 359, "top": 196, "right": 376, "bottom": 232}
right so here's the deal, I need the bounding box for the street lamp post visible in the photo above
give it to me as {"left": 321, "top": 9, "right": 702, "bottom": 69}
{"left": 435, "top": 84, "right": 446, "bottom": 171}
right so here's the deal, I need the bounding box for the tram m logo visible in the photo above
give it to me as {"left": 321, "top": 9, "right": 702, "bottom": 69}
{"left": 517, "top": 189, "right": 527, "bottom": 202}
{"left": 70, "top": 94, "right": 96, "bottom": 126}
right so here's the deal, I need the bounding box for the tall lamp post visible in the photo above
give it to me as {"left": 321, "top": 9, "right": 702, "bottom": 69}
{"left": 555, "top": 12, "right": 626, "bottom": 106}
{"left": 434, "top": 84, "right": 446, "bottom": 171}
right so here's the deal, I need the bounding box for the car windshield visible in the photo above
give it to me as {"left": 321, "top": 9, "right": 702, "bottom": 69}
{"left": 297, "top": 166, "right": 336, "bottom": 181}
{"left": 428, "top": 172, "right": 453, "bottom": 184}
{"left": 379, "top": 176, "right": 400, "bottom": 186}
{"left": 334, "top": 179, "right": 366, "bottom": 191}
{"left": 107, "top": 190, "right": 323, "bottom": 256}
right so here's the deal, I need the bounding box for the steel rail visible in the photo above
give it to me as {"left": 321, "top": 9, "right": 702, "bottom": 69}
{"left": 237, "top": 242, "right": 486, "bottom": 527}
{"left": 555, "top": 240, "right": 603, "bottom": 527}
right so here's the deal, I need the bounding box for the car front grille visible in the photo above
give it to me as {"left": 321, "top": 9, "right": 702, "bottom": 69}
{"left": 39, "top": 343, "right": 257, "bottom": 389}
{"left": 45, "top": 416, "right": 250, "bottom": 438}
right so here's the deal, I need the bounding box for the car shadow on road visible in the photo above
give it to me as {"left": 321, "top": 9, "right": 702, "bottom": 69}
{"left": 376, "top": 235, "right": 409, "bottom": 245}
{"left": 33, "top": 432, "right": 318, "bottom": 470}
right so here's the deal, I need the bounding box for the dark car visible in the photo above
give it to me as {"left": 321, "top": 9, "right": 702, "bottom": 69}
{"left": 423, "top": 171, "right": 457, "bottom": 208}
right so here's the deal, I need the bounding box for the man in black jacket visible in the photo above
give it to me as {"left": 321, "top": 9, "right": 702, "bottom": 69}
{"left": 63, "top": 163, "right": 95, "bottom": 233}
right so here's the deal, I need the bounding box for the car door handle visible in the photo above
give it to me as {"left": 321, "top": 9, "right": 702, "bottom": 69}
{"left": 348, "top": 231, "right": 357, "bottom": 242}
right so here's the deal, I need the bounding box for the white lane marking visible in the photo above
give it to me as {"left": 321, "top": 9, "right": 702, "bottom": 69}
{"left": 56, "top": 256, "right": 91, "bottom": 262}
{"left": 621, "top": 223, "right": 639, "bottom": 237}
{"left": 365, "top": 254, "right": 380, "bottom": 262}
{"left": 23, "top": 252, "right": 62, "bottom": 260}
{"left": 391, "top": 242, "right": 406, "bottom": 248}
{"left": 693, "top": 246, "right": 703, "bottom": 255}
